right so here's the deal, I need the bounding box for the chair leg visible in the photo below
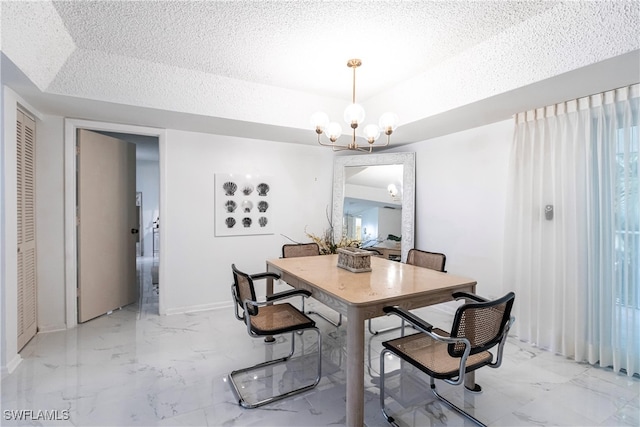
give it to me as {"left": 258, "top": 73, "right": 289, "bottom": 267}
{"left": 368, "top": 318, "right": 407, "bottom": 336}
{"left": 302, "top": 297, "right": 343, "bottom": 327}
{"left": 430, "top": 377, "right": 486, "bottom": 427}
{"left": 308, "top": 310, "right": 343, "bottom": 327}
{"left": 228, "top": 328, "right": 322, "bottom": 409}
{"left": 379, "top": 349, "right": 399, "bottom": 426}
{"left": 380, "top": 349, "right": 485, "bottom": 427}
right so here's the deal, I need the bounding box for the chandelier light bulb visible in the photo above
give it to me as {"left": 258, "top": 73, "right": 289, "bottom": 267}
{"left": 379, "top": 112, "right": 400, "bottom": 135}
{"left": 311, "top": 111, "right": 329, "bottom": 132}
{"left": 326, "top": 122, "right": 342, "bottom": 142}
{"left": 363, "top": 124, "right": 381, "bottom": 143}
{"left": 343, "top": 103, "right": 365, "bottom": 128}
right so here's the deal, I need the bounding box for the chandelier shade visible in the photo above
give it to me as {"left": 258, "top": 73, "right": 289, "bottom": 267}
{"left": 312, "top": 59, "right": 398, "bottom": 152}
{"left": 344, "top": 103, "right": 365, "bottom": 126}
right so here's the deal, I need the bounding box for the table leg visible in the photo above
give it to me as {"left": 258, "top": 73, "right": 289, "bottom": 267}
{"left": 346, "top": 306, "right": 365, "bottom": 427}
{"left": 465, "top": 372, "right": 480, "bottom": 392}
{"left": 266, "top": 274, "right": 274, "bottom": 296}
{"left": 464, "top": 284, "right": 479, "bottom": 392}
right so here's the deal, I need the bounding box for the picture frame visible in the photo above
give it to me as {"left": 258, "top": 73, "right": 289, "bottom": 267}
{"left": 215, "top": 173, "right": 273, "bottom": 236}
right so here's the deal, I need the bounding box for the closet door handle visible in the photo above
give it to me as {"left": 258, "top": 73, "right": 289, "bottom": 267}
{"left": 131, "top": 228, "right": 139, "bottom": 234}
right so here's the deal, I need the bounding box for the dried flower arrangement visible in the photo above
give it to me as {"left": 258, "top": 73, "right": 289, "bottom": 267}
{"left": 304, "top": 225, "right": 360, "bottom": 255}
{"left": 284, "top": 208, "right": 391, "bottom": 255}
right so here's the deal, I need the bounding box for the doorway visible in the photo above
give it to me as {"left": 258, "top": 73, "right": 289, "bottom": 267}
{"left": 63, "top": 119, "right": 165, "bottom": 328}
{"left": 94, "top": 131, "right": 161, "bottom": 315}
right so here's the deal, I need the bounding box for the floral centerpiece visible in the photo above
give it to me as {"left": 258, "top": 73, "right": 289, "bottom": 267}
{"left": 285, "top": 209, "right": 391, "bottom": 255}
{"left": 305, "top": 225, "right": 360, "bottom": 255}
{"left": 283, "top": 209, "right": 361, "bottom": 254}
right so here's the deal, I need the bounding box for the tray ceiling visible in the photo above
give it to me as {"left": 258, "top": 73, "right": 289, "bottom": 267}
{"left": 2, "top": 1, "right": 638, "bottom": 145}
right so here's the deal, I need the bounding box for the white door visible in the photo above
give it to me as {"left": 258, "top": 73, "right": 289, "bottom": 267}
{"left": 77, "top": 129, "right": 137, "bottom": 323}
{"left": 17, "top": 109, "right": 37, "bottom": 350}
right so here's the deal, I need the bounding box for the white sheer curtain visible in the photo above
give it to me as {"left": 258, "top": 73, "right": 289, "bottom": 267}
{"left": 505, "top": 84, "right": 639, "bottom": 376}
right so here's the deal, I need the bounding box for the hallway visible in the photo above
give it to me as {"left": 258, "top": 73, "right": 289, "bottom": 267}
{"left": 138, "top": 256, "right": 160, "bottom": 319}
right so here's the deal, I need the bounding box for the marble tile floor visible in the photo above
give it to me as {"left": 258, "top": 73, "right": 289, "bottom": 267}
{"left": 1, "top": 257, "right": 638, "bottom": 426}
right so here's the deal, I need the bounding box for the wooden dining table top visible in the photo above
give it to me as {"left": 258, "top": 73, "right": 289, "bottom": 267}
{"left": 266, "top": 254, "right": 476, "bottom": 306}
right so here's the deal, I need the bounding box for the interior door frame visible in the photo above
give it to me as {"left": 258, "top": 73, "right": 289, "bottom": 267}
{"left": 64, "top": 119, "right": 166, "bottom": 328}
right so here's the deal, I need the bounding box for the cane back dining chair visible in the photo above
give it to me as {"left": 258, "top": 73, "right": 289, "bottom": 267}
{"left": 228, "top": 264, "right": 322, "bottom": 409}
{"left": 406, "top": 249, "right": 447, "bottom": 273}
{"left": 281, "top": 243, "right": 343, "bottom": 327}
{"left": 379, "top": 291, "right": 515, "bottom": 426}
{"left": 368, "top": 249, "right": 447, "bottom": 335}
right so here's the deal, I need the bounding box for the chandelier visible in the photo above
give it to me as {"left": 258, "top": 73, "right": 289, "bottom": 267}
{"left": 311, "top": 59, "right": 399, "bottom": 153}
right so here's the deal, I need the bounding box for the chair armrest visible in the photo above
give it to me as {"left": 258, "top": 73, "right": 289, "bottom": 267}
{"left": 249, "top": 272, "right": 281, "bottom": 281}
{"left": 383, "top": 306, "right": 434, "bottom": 334}
{"left": 247, "top": 289, "right": 312, "bottom": 307}
{"left": 265, "top": 288, "right": 311, "bottom": 302}
{"left": 452, "top": 291, "right": 489, "bottom": 303}
{"left": 384, "top": 305, "right": 472, "bottom": 385}
{"left": 489, "top": 314, "right": 516, "bottom": 369}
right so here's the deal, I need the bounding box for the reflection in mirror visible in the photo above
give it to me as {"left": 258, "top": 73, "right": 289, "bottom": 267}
{"left": 332, "top": 153, "right": 415, "bottom": 262}
{"left": 343, "top": 165, "right": 404, "bottom": 260}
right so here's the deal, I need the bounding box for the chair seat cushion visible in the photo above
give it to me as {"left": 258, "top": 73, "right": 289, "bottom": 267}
{"left": 250, "top": 303, "right": 316, "bottom": 335}
{"left": 382, "top": 329, "right": 493, "bottom": 379}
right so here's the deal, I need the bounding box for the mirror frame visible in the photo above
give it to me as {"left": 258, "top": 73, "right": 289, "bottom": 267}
{"left": 332, "top": 152, "right": 416, "bottom": 262}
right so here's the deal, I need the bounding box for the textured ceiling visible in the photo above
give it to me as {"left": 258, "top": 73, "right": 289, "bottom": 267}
{"left": 2, "top": 1, "right": 639, "bottom": 146}
{"left": 50, "top": 0, "right": 556, "bottom": 100}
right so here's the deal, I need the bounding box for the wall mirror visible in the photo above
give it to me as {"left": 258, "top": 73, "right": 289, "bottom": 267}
{"left": 332, "top": 152, "right": 415, "bottom": 262}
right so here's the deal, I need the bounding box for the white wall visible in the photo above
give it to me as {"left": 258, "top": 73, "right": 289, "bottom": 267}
{"left": 2, "top": 87, "right": 23, "bottom": 375}
{"left": 158, "top": 129, "right": 335, "bottom": 314}
{"left": 0, "top": 85, "right": 9, "bottom": 376}
{"left": 360, "top": 208, "right": 378, "bottom": 242}
{"left": 35, "top": 115, "right": 66, "bottom": 332}
{"left": 399, "top": 119, "right": 513, "bottom": 299}
{"left": 377, "top": 207, "right": 401, "bottom": 241}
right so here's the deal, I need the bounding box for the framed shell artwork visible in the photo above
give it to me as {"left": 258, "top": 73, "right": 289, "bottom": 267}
{"left": 215, "top": 173, "right": 273, "bottom": 236}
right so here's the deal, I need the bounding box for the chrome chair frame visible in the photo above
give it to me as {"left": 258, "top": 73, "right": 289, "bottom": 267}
{"left": 379, "top": 292, "right": 515, "bottom": 427}
{"left": 228, "top": 266, "right": 322, "bottom": 409}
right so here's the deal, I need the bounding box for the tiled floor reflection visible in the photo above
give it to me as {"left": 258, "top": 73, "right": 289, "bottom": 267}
{"left": 1, "top": 258, "right": 638, "bottom": 426}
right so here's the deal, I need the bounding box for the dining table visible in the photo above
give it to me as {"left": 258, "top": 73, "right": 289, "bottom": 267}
{"left": 265, "top": 254, "right": 477, "bottom": 426}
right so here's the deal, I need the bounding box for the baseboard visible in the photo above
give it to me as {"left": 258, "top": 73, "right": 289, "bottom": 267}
{"left": 164, "top": 301, "right": 233, "bottom": 316}
{"left": 38, "top": 323, "right": 68, "bottom": 333}
{"left": 1, "top": 354, "right": 22, "bottom": 378}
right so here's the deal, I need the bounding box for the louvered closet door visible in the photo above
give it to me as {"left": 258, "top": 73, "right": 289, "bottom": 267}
{"left": 17, "top": 109, "right": 37, "bottom": 351}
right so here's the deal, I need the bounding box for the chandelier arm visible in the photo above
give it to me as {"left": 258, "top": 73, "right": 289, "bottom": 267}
{"left": 317, "top": 140, "right": 339, "bottom": 149}
{"left": 317, "top": 133, "right": 353, "bottom": 151}
{"left": 329, "top": 144, "right": 353, "bottom": 152}
{"left": 316, "top": 134, "right": 336, "bottom": 148}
